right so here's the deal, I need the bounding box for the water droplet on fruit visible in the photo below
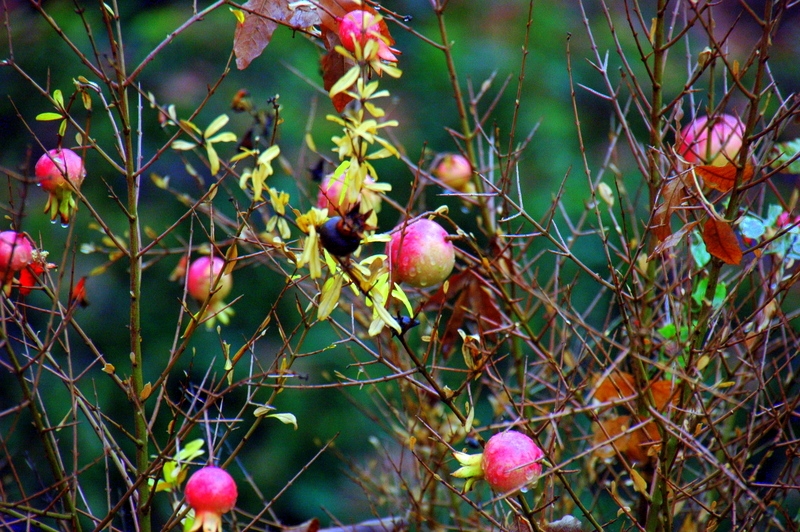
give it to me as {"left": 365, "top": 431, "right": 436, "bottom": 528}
{"left": 520, "top": 486, "right": 529, "bottom": 493}
{"left": 60, "top": 221, "right": 70, "bottom": 228}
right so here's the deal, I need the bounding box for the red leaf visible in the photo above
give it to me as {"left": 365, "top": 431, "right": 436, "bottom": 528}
{"left": 702, "top": 218, "right": 743, "bottom": 265}
{"left": 70, "top": 277, "right": 89, "bottom": 308}
{"left": 19, "top": 263, "right": 44, "bottom": 296}
{"left": 694, "top": 163, "right": 755, "bottom": 193}
{"left": 321, "top": 50, "right": 355, "bottom": 113}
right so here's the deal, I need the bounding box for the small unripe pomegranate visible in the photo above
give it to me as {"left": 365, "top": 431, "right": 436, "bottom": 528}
{"left": 34, "top": 148, "right": 86, "bottom": 224}
{"left": 338, "top": 9, "right": 398, "bottom": 62}
{"left": 184, "top": 466, "right": 238, "bottom": 532}
{"left": 0, "top": 231, "right": 33, "bottom": 276}
{"left": 386, "top": 218, "right": 455, "bottom": 288}
{"left": 676, "top": 114, "right": 745, "bottom": 166}
{"left": 433, "top": 153, "right": 472, "bottom": 191}
{"left": 186, "top": 256, "right": 233, "bottom": 327}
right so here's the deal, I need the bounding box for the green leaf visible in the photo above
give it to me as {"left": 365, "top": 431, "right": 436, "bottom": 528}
{"left": 177, "top": 439, "right": 205, "bottom": 461}
{"left": 36, "top": 112, "right": 63, "bottom": 121}
{"left": 53, "top": 89, "right": 64, "bottom": 108}
{"left": 657, "top": 323, "right": 677, "bottom": 339}
{"left": 770, "top": 137, "right": 800, "bottom": 174}
{"left": 739, "top": 216, "right": 765, "bottom": 240}
{"left": 690, "top": 232, "right": 711, "bottom": 268}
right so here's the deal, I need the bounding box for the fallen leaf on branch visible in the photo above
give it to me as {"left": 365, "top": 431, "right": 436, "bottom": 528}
{"left": 694, "top": 163, "right": 755, "bottom": 193}
{"left": 702, "top": 217, "right": 743, "bottom": 265}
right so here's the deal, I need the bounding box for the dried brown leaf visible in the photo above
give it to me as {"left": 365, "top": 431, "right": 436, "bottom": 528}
{"left": 651, "top": 175, "right": 692, "bottom": 241}
{"left": 593, "top": 371, "right": 675, "bottom": 411}
{"left": 695, "top": 163, "right": 755, "bottom": 193}
{"left": 702, "top": 218, "right": 743, "bottom": 265}
{"left": 424, "top": 269, "right": 504, "bottom": 358}
{"left": 592, "top": 415, "right": 660, "bottom": 464}
{"left": 649, "top": 220, "right": 700, "bottom": 260}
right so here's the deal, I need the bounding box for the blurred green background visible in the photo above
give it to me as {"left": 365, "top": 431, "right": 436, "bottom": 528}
{"left": 2, "top": 1, "right": 800, "bottom": 529}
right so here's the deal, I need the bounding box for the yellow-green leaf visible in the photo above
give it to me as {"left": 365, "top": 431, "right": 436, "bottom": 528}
{"left": 36, "top": 112, "right": 63, "bottom": 121}
{"left": 230, "top": 7, "right": 245, "bottom": 24}
{"left": 253, "top": 405, "right": 275, "bottom": 417}
{"left": 631, "top": 468, "right": 648, "bottom": 495}
{"left": 267, "top": 412, "right": 298, "bottom": 430}
{"left": 329, "top": 65, "right": 360, "bottom": 98}
{"left": 207, "top": 132, "right": 237, "bottom": 144}
{"left": 318, "top": 274, "right": 344, "bottom": 321}
{"left": 207, "top": 143, "right": 220, "bottom": 175}
{"left": 53, "top": 89, "right": 64, "bottom": 108}
{"left": 171, "top": 140, "right": 197, "bottom": 151}
{"left": 150, "top": 173, "right": 170, "bottom": 189}
{"left": 204, "top": 114, "right": 230, "bottom": 138}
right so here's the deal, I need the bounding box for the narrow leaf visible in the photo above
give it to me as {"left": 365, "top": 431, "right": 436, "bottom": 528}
{"left": 36, "top": 112, "right": 63, "bottom": 121}
{"left": 205, "top": 114, "right": 230, "bottom": 138}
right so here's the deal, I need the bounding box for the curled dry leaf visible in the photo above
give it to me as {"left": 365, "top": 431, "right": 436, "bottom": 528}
{"left": 592, "top": 415, "right": 661, "bottom": 464}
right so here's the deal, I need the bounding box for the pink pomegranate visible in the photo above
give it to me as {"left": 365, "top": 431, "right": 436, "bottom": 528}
{"left": 386, "top": 218, "right": 455, "bottom": 288}
{"left": 34, "top": 148, "right": 86, "bottom": 224}
{"left": 184, "top": 466, "right": 238, "bottom": 532}
{"left": 338, "top": 9, "right": 398, "bottom": 62}
{"left": 676, "top": 114, "right": 745, "bottom": 166}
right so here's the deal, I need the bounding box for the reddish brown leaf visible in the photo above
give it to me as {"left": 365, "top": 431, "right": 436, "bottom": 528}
{"left": 695, "top": 163, "right": 755, "bottom": 193}
{"left": 234, "top": 0, "right": 283, "bottom": 70}
{"left": 424, "top": 269, "right": 504, "bottom": 358}
{"left": 651, "top": 175, "right": 692, "bottom": 242}
{"left": 321, "top": 50, "right": 355, "bottom": 113}
{"left": 593, "top": 371, "right": 675, "bottom": 411}
{"left": 592, "top": 415, "right": 660, "bottom": 464}
{"left": 702, "top": 218, "right": 743, "bottom": 265}
{"left": 594, "top": 372, "right": 636, "bottom": 404}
